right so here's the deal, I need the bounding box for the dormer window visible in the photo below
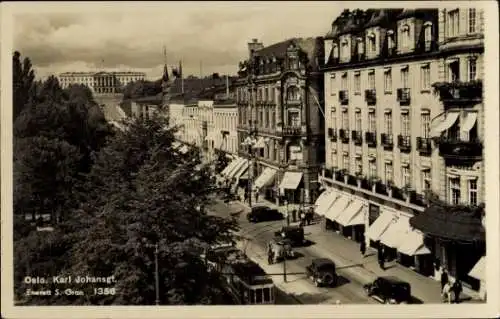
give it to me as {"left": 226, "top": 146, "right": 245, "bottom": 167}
{"left": 332, "top": 44, "right": 339, "bottom": 58}
{"left": 387, "top": 30, "right": 395, "bottom": 51}
{"left": 367, "top": 33, "right": 376, "bottom": 52}
{"left": 423, "top": 22, "right": 433, "bottom": 51}
{"left": 341, "top": 39, "right": 349, "bottom": 58}
{"left": 287, "top": 86, "right": 300, "bottom": 101}
{"left": 289, "top": 56, "right": 298, "bottom": 70}
{"left": 357, "top": 37, "right": 364, "bottom": 55}
{"left": 400, "top": 24, "right": 410, "bottom": 48}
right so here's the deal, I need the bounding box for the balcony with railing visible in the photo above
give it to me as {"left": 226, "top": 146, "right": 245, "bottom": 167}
{"left": 397, "top": 88, "right": 411, "bottom": 106}
{"left": 364, "top": 89, "right": 376, "bottom": 106}
{"left": 432, "top": 80, "right": 483, "bottom": 108}
{"left": 339, "top": 90, "right": 349, "bottom": 105}
{"left": 381, "top": 133, "right": 393, "bottom": 150}
{"left": 328, "top": 128, "right": 338, "bottom": 142}
{"left": 365, "top": 131, "right": 377, "bottom": 147}
{"left": 352, "top": 130, "right": 363, "bottom": 146}
{"left": 339, "top": 129, "right": 349, "bottom": 144}
{"left": 416, "top": 137, "right": 432, "bottom": 155}
{"left": 281, "top": 125, "right": 302, "bottom": 136}
{"left": 397, "top": 135, "right": 411, "bottom": 152}
{"left": 435, "top": 137, "right": 483, "bottom": 161}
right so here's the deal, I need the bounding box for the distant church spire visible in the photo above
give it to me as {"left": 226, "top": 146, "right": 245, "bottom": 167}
{"left": 162, "top": 46, "right": 169, "bottom": 83}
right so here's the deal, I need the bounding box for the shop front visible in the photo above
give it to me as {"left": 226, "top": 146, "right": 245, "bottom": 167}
{"left": 410, "top": 205, "right": 485, "bottom": 290}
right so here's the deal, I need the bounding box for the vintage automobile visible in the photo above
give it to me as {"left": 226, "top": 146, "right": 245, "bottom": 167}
{"left": 274, "top": 225, "right": 305, "bottom": 246}
{"left": 267, "top": 237, "right": 294, "bottom": 264}
{"left": 305, "top": 258, "right": 338, "bottom": 287}
{"left": 363, "top": 276, "right": 412, "bottom": 304}
{"left": 246, "top": 205, "right": 283, "bottom": 223}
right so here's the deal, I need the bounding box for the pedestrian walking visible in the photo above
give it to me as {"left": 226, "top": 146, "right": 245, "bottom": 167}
{"left": 300, "top": 211, "right": 306, "bottom": 225}
{"left": 360, "top": 240, "right": 366, "bottom": 257}
{"left": 442, "top": 281, "right": 452, "bottom": 303}
{"left": 244, "top": 191, "right": 248, "bottom": 203}
{"left": 440, "top": 269, "right": 449, "bottom": 290}
{"left": 452, "top": 279, "right": 462, "bottom": 303}
{"left": 255, "top": 191, "right": 259, "bottom": 203}
{"left": 377, "top": 244, "right": 385, "bottom": 270}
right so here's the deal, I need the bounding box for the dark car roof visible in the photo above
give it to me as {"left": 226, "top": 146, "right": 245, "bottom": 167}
{"left": 283, "top": 225, "right": 301, "bottom": 231}
{"left": 378, "top": 276, "right": 410, "bottom": 285}
{"left": 252, "top": 205, "right": 270, "bottom": 210}
{"left": 312, "top": 258, "right": 335, "bottom": 267}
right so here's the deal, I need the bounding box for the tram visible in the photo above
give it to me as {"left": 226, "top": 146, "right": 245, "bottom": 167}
{"left": 203, "top": 243, "right": 276, "bottom": 305}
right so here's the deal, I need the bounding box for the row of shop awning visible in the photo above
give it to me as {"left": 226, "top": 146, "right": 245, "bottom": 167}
{"left": 219, "top": 158, "right": 304, "bottom": 191}
{"left": 314, "top": 190, "right": 364, "bottom": 227}
{"left": 314, "top": 189, "right": 431, "bottom": 256}
{"left": 468, "top": 256, "right": 485, "bottom": 281}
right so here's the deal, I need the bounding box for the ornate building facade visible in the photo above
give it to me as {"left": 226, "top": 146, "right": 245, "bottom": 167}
{"left": 318, "top": 8, "right": 484, "bottom": 292}
{"left": 235, "top": 38, "right": 325, "bottom": 206}
{"left": 58, "top": 71, "right": 146, "bottom": 94}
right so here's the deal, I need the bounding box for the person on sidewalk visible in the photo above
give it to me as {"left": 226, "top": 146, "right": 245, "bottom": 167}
{"left": 255, "top": 189, "right": 259, "bottom": 203}
{"left": 244, "top": 191, "right": 248, "bottom": 203}
{"left": 440, "top": 269, "right": 449, "bottom": 291}
{"left": 377, "top": 244, "right": 385, "bottom": 270}
{"left": 442, "top": 281, "right": 452, "bottom": 303}
{"left": 300, "top": 211, "right": 306, "bottom": 226}
{"left": 452, "top": 279, "right": 463, "bottom": 303}
{"left": 360, "top": 240, "right": 366, "bottom": 257}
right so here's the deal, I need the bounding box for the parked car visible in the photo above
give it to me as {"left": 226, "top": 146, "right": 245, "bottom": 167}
{"left": 246, "top": 205, "right": 283, "bottom": 223}
{"left": 306, "top": 258, "right": 338, "bottom": 287}
{"left": 274, "top": 225, "right": 305, "bottom": 246}
{"left": 363, "top": 276, "right": 412, "bottom": 304}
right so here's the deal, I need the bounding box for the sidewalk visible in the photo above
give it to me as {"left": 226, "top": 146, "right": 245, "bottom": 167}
{"left": 229, "top": 196, "right": 482, "bottom": 304}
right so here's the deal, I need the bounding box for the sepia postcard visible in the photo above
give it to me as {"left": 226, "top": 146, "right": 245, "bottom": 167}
{"left": 1, "top": 1, "right": 499, "bottom": 318}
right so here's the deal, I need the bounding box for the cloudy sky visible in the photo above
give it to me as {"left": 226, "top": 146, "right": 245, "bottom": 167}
{"left": 11, "top": 2, "right": 349, "bottom": 80}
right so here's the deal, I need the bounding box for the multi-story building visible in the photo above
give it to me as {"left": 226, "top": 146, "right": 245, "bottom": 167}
{"left": 318, "top": 8, "right": 484, "bottom": 293}
{"left": 58, "top": 71, "right": 146, "bottom": 94}
{"left": 213, "top": 100, "right": 239, "bottom": 156}
{"left": 234, "top": 38, "right": 325, "bottom": 206}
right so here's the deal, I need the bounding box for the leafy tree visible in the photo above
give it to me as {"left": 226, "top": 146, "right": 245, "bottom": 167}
{"left": 13, "top": 51, "right": 36, "bottom": 120}
{"left": 214, "top": 149, "right": 229, "bottom": 174}
{"left": 15, "top": 115, "right": 239, "bottom": 305}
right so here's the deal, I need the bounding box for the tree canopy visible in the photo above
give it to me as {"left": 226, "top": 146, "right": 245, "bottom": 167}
{"left": 122, "top": 79, "right": 163, "bottom": 100}
{"left": 13, "top": 54, "right": 239, "bottom": 305}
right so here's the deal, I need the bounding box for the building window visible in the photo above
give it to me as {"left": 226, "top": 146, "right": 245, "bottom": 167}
{"left": 384, "top": 112, "right": 392, "bottom": 134}
{"left": 468, "top": 58, "right": 477, "bottom": 81}
{"left": 401, "top": 67, "right": 409, "bottom": 88}
{"left": 388, "top": 34, "right": 395, "bottom": 50}
{"left": 264, "top": 88, "right": 269, "bottom": 101}
{"left": 421, "top": 113, "right": 431, "bottom": 138}
{"left": 341, "top": 73, "right": 348, "bottom": 90}
{"left": 355, "top": 157, "right": 363, "bottom": 175}
{"left": 368, "top": 111, "right": 376, "bottom": 132}
{"left": 447, "top": 9, "right": 460, "bottom": 37}
{"left": 448, "top": 60, "right": 460, "bottom": 82}
{"left": 424, "top": 24, "right": 432, "bottom": 43}
{"left": 368, "top": 71, "right": 375, "bottom": 89}
{"left": 401, "top": 112, "right": 410, "bottom": 136}
{"left": 271, "top": 111, "right": 276, "bottom": 127}
{"left": 343, "top": 154, "right": 350, "bottom": 171}
{"left": 384, "top": 69, "right": 392, "bottom": 92}
{"left": 368, "top": 34, "right": 376, "bottom": 52}
{"left": 469, "top": 8, "right": 477, "bottom": 33}
{"left": 288, "top": 110, "right": 300, "bottom": 127}
{"left": 331, "top": 110, "right": 337, "bottom": 129}
{"left": 468, "top": 179, "right": 478, "bottom": 206}
{"left": 265, "top": 110, "right": 270, "bottom": 128}
{"left": 330, "top": 74, "right": 336, "bottom": 95}
{"left": 422, "top": 169, "right": 431, "bottom": 193}
{"left": 384, "top": 162, "right": 393, "bottom": 184}
{"left": 421, "top": 64, "right": 430, "bottom": 90}
{"left": 400, "top": 25, "right": 410, "bottom": 48}
{"left": 355, "top": 111, "right": 362, "bottom": 131}
{"left": 449, "top": 177, "right": 461, "bottom": 205}
{"left": 333, "top": 44, "right": 339, "bottom": 58}
{"left": 401, "top": 165, "right": 411, "bottom": 187}
{"left": 342, "top": 110, "right": 349, "bottom": 130}
{"left": 259, "top": 109, "right": 263, "bottom": 126}
{"left": 369, "top": 160, "right": 377, "bottom": 178}
{"left": 341, "top": 42, "right": 349, "bottom": 59}
{"left": 354, "top": 73, "right": 361, "bottom": 93}
{"left": 271, "top": 88, "right": 275, "bottom": 102}
{"left": 287, "top": 86, "right": 300, "bottom": 101}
